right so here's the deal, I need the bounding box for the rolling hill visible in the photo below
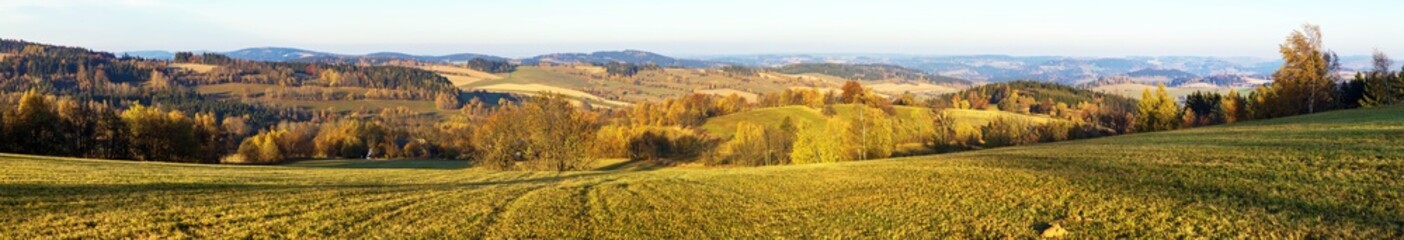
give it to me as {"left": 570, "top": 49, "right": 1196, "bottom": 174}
{"left": 699, "top": 54, "right": 1289, "bottom": 84}
{"left": 521, "top": 50, "right": 726, "bottom": 68}
{"left": 124, "top": 48, "right": 510, "bottom": 64}
{"left": 3, "top": 104, "right": 1401, "bottom": 238}
{"left": 773, "top": 63, "right": 968, "bottom": 85}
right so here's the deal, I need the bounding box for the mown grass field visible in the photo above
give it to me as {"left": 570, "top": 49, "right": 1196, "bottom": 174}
{"left": 2, "top": 106, "right": 1403, "bottom": 238}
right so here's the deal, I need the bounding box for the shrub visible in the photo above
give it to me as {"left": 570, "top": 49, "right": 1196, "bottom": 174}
{"left": 716, "top": 122, "right": 790, "bottom": 166}
{"left": 625, "top": 126, "right": 713, "bottom": 162}
{"left": 982, "top": 116, "right": 1040, "bottom": 147}
{"left": 791, "top": 119, "right": 849, "bottom": 164}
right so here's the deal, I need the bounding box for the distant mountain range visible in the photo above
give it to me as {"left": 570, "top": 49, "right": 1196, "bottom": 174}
{"left": 122, "top": 48, "right": 722, "bottom": 67}
{"left": 697, "top": 54, "right": 1295, "bottom": 85}
{"left": 120, "top": 47, "right": 1394, "bottom": 86}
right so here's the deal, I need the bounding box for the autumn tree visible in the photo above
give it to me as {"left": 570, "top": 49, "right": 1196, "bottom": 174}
{"left": 719, "top": 122, "right": 772, "bottom": 166}
{"left": 925, "top": 111, "right": 973, "bottom": 151}
{"left": 314, "top": 120, "right": 386, "bottom": 159}
{"left": 842, "top": 105, "right": 895, "bottom": 160}
{"left": 790, "top": 119, "right": 847, "bottom": 164}
{"left": 950, "top": 94, "right": 970, "bottom": 109}
{"left": 1261, "top": 24, "right": 1336, "bottom": 117}
{"left": 1221, "top": 90, "right": 1244, "bottom": 123}
{"left": 147, "top": 70, "right": 173, "bottom": 90}
{"left": 982, "top": 116, "right": 1040, "bottom": 147}
{"left": 5, "top": 90, "right": 59, "bottom": 155}
{"left": 840, "top": 81, "right": 865, "bottom": 104}
{"left": 1136, "top": 84, "right": 1180, "bottom": 132}
{"left": 121, "top": 104, "right": 200, "bottom": 162}
{"left": 474, "top": 94, "right": 598, "bottom": 171}
{"left": 435, "top": 91, "right": 461, "bottom": 110}
{"left": 232, "top": 129, "right": 286, "bottom": 164}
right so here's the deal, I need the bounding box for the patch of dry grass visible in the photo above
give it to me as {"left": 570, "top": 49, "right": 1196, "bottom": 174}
{"left": 169, "top": 63, "right": 218, "bottom": 74}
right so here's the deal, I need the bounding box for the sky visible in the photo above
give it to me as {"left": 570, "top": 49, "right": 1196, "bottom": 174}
{"left": 1, "top": 0, "right": 1401, "bottom": 58}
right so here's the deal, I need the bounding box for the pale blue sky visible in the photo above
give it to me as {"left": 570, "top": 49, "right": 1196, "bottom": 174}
{"left": 1, "top": 0, "right": 1400, "bottom": 58}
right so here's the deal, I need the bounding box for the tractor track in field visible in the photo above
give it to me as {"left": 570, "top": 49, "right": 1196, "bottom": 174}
{"left": 574, "top": 177, "right": 624, "bottom": 238}
{"left": 475, "top": 176, "right": 575, "bottom": 238}
{"left": 340, "top": 188, "right": 463, "bottom": 236}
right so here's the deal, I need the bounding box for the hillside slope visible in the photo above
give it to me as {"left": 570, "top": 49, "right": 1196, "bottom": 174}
{"left": 2, "top": 106, "right": 1402, "bottom": 238}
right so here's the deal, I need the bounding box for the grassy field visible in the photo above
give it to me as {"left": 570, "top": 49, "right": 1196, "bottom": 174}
{"left": 1092, "top": 83, "right": 1252, "bottom": 99}
{"left": 169, "top": 63, "right": 218, "bottom": 74}
{"left": 413, "top": 64, "right": 504, "bottom": 87}
{"left": 2, "top": 106, "right": 1403, "bottom": 238}
{"left": 470, "top": 83, "right": 631, "bottom": 107}
{"left": 700, "top": 106, "right": 827, "bottom": 138}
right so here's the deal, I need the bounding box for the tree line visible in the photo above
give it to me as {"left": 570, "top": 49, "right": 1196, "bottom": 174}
{"left": 1134, "top": 24, "right": 1404, "bottom": 134}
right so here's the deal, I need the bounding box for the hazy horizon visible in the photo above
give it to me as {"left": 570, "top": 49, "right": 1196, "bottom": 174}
{"left": 3, "top": 0, "right": 1402, "bottom": 58}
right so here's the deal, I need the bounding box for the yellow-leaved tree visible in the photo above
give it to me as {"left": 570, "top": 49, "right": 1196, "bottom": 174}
{"left": 1136, "top": 84, "right": 1180, "bottom": 132}
{"left": 790, "top": 119, "right": 847, "bottom": 164}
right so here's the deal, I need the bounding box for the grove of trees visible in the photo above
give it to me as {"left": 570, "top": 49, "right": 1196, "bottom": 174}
{"left": 2, "top": 23, "right": 1398, "bottom": 171}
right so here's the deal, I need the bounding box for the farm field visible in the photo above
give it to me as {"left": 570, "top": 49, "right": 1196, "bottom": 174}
{"left": 4, "top": 105, "right": 1401, "bottom": 238}
{"left": 169, "top": 63, "right": 218, "bottom": 73}
{"left": 700, "top": 105, "right": 1060, "bottom": 139}
{"left": 470, "top": 83, "right": 631, "bottom": 107}
{"left": 414, "top": 65, "right": 504, "bottom": 86}
{"left": 1091, "top": 83, "right": 1251, "bottom": 99}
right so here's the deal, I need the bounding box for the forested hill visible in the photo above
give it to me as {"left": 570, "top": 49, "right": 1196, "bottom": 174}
{"left": 0, "top": 39, "right": 462, "bottom": 127}
{"left": 171, "top": 52, "right": 457, "bottom": 93}
{"left": 773, "top": 63, "right": 969, "bottom": 85}
{"left": 941, "top": 81, "right": 1140, "bottom": 113}
{"left": 521, "top": 50, "right": 726, "bottom": 68}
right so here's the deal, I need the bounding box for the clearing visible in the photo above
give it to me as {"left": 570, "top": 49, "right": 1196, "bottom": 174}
{"left": 170, "top": 63, "right": 218, "bottom": 74}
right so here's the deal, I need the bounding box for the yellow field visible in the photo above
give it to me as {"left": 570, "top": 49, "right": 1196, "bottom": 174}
{"left": 1091, "top": 83, "right": 1250, "bottom": 99}
{"left": 868, "top": 82, "right": 959, "bottom": 95}
{"left": 693, "top": 89, "right": 759, "bottom": 101}
{"left": 169, "top": 63, "right": 218, "bottom": 74}
{"left": 472, "top": 83, "right": 631, "bottom": 107}
{"left": 417, "top": 65, "right": 504, "bottom": 86}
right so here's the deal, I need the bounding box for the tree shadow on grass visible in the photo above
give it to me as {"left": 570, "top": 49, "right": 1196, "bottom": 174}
{"left": 981, "top": 153, "right": 1404, "bottom": 235}
{"left": 0, "top": 171, "right": 616, "bottom": 201}
{"left": 280, "top": 159, "right": 472, "bottom": 169}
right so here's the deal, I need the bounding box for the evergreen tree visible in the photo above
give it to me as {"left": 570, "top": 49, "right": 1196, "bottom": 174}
{"left": 1359, "top": 50, "right": 1397, "bottom": 107}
